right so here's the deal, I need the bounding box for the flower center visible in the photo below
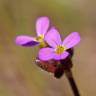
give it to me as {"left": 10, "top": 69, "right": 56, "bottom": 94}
{"left": 55, "top": 45, "right": 65, "bottom": 54}
{"left": 36, "top": 35, "right": 47, "bottom": 48}
{"left": 36, "top": 35, "right": 44, "bottom": 42}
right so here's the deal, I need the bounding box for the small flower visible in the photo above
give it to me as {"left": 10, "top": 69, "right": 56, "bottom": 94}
{"left": 38, "top": 28, "right": 80, "bottom": 60}
{"left": 15, "top": 16, "right": 49, "bottom": 47}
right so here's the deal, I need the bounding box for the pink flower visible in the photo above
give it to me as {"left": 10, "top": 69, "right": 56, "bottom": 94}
{"left": 39, "top": 28, "right": 80, "bottom": 60}
{"left": 15, "top": 16, "right": 49, "bottom": 47}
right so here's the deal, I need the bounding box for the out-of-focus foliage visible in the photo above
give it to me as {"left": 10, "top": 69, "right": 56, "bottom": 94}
{"left": 0, "top": 0, "right": 96, "bottom": 96}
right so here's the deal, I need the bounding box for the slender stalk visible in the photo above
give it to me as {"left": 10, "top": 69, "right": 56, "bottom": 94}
{"left": 65, "top": 69, "right": 80, "bottom": 96}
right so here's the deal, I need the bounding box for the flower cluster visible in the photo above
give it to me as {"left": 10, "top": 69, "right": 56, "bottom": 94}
{"left": 15, "top": 16, "right": 80, "bottom": 61}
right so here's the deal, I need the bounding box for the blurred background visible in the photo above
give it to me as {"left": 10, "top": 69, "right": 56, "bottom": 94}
{"left": 0, "top": 0, "right": 96, "bottom": 96}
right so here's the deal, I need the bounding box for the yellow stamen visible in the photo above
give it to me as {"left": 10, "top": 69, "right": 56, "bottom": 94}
{"left": 36, "top": 35, "right": 46, "bottom": 48}
{"left": 36, "top": 35, "right": 44, "bottom": 43}
{"left": 55, "top": 45, "right": 65, "bottom": 54}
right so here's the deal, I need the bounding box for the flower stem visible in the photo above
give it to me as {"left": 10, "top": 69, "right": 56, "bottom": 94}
{"left": 65, "top": 69, "right": 80, "bottom": 96}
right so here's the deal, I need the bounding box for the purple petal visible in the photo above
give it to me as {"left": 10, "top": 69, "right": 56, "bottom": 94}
{"left": 36, "top": 16, "right": 49, "bottom": 36}
{"left": 38, "top": 48, "right": 54, "bottom": 61}
{"left": 45, "top": 27, "right": 62, "bottom": 48}
{"left": 53, "top": 51, "right": 69, "bottom": 60}
{"left": 15, "top": 35, "right": 39, "bottom": 47}
{"left": 60, "top": 51, "right": 69, "bottom": 59}
{"left": 62, "top": 32, "right": 80, "bottom": 49}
